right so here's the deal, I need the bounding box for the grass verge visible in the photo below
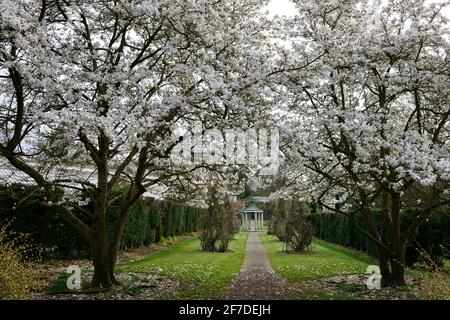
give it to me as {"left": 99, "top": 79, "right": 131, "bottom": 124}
{"left": 260, "top": 233, "right": 374, "bottom": 282}
{"left": 117, "top": 232, "right": 249, "bottom": 299}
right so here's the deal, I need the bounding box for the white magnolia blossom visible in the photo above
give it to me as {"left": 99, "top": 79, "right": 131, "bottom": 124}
{"left": 1, "top": 0, "right": 276, "bottom": 193}
{"left": 273, "top": 0, "right": 449, "bottom": 210}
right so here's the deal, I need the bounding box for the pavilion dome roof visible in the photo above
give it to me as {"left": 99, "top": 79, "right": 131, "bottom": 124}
{"left": 241, "top": 202, "right": 263, "bottom": 213}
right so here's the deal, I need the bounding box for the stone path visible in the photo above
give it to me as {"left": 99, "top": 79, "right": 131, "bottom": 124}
{"left": 229, "top": 232, "right": 292, "bottom": 300}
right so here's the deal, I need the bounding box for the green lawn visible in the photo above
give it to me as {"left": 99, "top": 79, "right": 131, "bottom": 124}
{"left": 117, "top": 232, "right": 248, "bottom": 299}
{"left": 260, "top": 233, "right": 374, "bottom": 282}
{"left": 260, "top": 233, "right": 378, "bottom": 300}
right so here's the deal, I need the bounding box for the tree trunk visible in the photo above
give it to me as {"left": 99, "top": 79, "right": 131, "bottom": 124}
{"left": 89, "top": 139, "right": 115, "bottom": 289}
{"left": 90, "top": 241, "right": 114, "bottom": 289}
{"left": 390, "top": 191, "right": 406, "bottom": 287}
{"left": 89, "top": 202, "right": 116, "bottom": 289}
{"left": 374, "top": 240, "right": 407, "bottom": 288}
{"left": 107, "top": 187, "right": 144, "bottom": 285}
{"left": 391, "top": 258, "right": 406, "bottom": 287}
{"left": 376, "top": 246, "right": 393, "bottom": 287}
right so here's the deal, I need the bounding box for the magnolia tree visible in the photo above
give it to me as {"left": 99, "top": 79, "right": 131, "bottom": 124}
{"left": 273, "top": 0, "right": 450, "bottom": 287}
{"left": 0, "top": 0, "right": 277, "bottom": 289}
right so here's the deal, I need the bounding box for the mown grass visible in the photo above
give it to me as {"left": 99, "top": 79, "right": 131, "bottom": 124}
{"left": 117, "top": 232, "right": 248, "bottom": 299}
{"left": 260, "top": 233, "right": 374, "bottom": 282}
{"left": 444, "top": 260, "right": 450, "bottom": 271}
{"left": 260, "top": 233, "right": 379, "bottom": 300}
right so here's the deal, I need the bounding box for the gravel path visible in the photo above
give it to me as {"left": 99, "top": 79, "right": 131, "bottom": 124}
{"left": 229, "top": 232, "right": 292, "bottom": 300}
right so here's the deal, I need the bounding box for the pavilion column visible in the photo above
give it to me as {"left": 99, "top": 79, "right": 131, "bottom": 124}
{"left": 257, "top": 213, "right": 260, "bottom": 231}
{"left": 260, "top": 213, "right": 262, "bottom": 230}
{"left": 259, "top": 213, "right": 262, "bottom": 231}
{"left": 259, "top": 212, "right": 262, "bottom": 230}
{"left": 262, "top": 212, "right": 264, "bottom": 230}
{"left": 246, "top": 213, "right": 249, "bottom": 231}
{"left": 260, "top": 212, "right": 264, "bottom": 231}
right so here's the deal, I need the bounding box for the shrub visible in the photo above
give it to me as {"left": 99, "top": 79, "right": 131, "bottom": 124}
{"left": 415, "top": 248, "right": 450, "bottom": 300}
{"left": 199, "top": 189, "right": 222, "bottom": 252}
{"left": 283, "top": 200, "right": 313, "bottom": 253}
{"left": 199, "top": 186, "right": 237, "bottom": 252}
{"left": 269, "top": 199, "right": 289, "bottom": 242}
{"left": 419, "top": 270, "right": 450, "bottom": 300}
{"left": 0, "top": 221, "right": 43, "bottom": 299}
{"left": 269, "top": 198, "right": 313, "bottom": 253}
{"left": 224, "top": 197, "right": 241, "bottom": 237}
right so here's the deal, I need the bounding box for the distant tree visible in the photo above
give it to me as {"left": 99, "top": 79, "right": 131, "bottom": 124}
{"left": 283, "top": 199, "right": 312, "bottom": 253}
{"left": 269, "top": 199, "right": 288, "bottom": 242}
{"left": 224, "top": 197, "right": 242, "bottom": 237}
{"left": 238, "top": 185, "right": 253, "bottom": 201}
{"left": 199, "top": 184, "right": 236, "bottom": 252}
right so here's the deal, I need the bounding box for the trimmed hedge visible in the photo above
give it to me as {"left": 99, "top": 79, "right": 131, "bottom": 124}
{"left": 0, "top": 185, "right": 91, "bottom": 259}
{"left": 110, "top": 198, "right": 204, "bottom": 250}
{"left": 0, "top": 185, "right": 204, "bottom": 259}
{"left": 310, "top": 208, "right": 450, "bottom": 266}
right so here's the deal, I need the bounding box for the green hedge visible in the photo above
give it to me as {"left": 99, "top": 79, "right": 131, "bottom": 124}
{"left": 0, "top": 185, "right": 204, "bottom": 259}
{"left": 310, "top": 208, "right": 450, "bottom": 266}
{"left": 0, "top": 185, "right": 91, "bottom": 259}
{"left": 108, "top": 198, "right": 204, "bottom": 250}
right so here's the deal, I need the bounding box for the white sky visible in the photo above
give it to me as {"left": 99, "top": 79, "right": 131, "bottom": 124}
{"left": 267, "top": 0, "right": 450, "bottom": 18}
{"left": 267, "top": 0, "right": 298, "bottom": 17}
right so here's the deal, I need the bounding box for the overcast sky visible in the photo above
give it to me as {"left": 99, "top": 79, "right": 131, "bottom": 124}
{"left": 267, "top": 0, "right": 298, "bottom": 17}
{"left": 267, "top": 0, "right": 450, "bottom": 18}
